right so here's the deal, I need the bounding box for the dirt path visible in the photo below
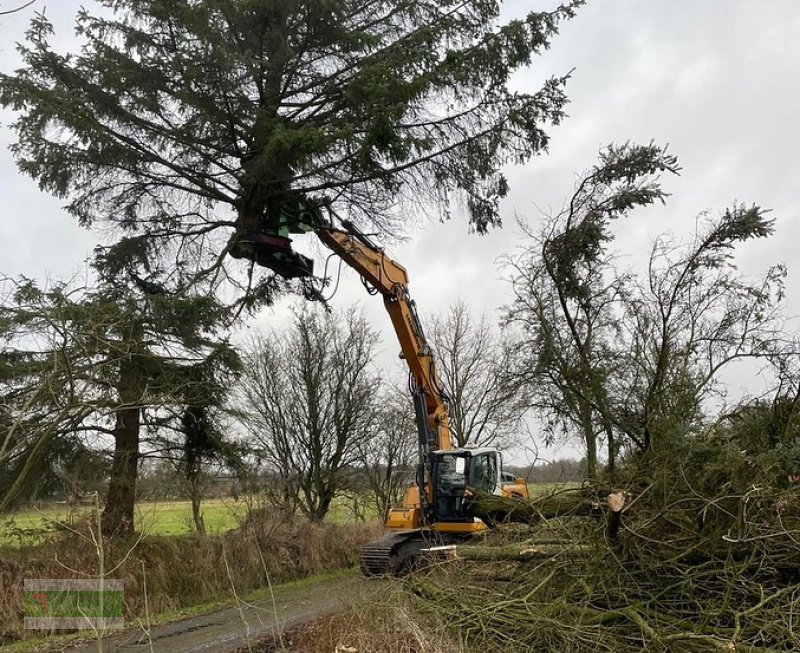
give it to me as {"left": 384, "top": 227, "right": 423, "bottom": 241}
{"left": 63, "top": 572, "right": 385, "bottom": 653}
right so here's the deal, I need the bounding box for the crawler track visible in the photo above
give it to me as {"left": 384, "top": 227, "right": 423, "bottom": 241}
{"left": 360, "top": 530, "right": 468, "bottom": 576}
{"left": 360, "top": 530, "right": 421, "bottom": 576}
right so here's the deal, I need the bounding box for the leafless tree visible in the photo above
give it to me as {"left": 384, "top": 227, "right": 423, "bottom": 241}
{"left": 620, "top": 207, "right": 785, "bottom": 454}
{"left": 238, "top": 306, "right": 380, "bottom": 522}
{"left": 429, "top": 301, "right": 525, "bottom": 449}
{"left": 505, "top": 240, "right": 620, "bottom": 478}
{"left": 354, "top": 384, "right": 416, "bottom": 519}
{"left": 147, "top": 406, "right": 244, "bottom": 535}
{"left": 505, "top": 143, "right": 681, "bottom": 476}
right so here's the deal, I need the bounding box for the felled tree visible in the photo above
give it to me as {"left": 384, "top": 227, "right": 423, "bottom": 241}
{"left": 0, "top": 0, "right": 580, "bottom": 295}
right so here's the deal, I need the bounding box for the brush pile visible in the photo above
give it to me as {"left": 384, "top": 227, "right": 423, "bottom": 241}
{"left": 410, "top": 435, "right": 800, "bottom": 652}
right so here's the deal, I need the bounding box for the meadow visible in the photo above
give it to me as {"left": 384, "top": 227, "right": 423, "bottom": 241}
{"left": 0, "top": 498, "right": 247, "bottom": 547}
{"left": 0, "top": 484, "right": 571, "bottom": 547}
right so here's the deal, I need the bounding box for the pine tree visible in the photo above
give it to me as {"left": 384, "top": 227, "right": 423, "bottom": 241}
{"left": 0, "top": 274, "right": 239, "bottom": 537}
{"left": 0, "top": 0, "right": 581, "bottom": 294}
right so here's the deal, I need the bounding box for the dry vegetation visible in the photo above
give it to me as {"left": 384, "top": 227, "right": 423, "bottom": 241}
{"left": 0, "top": 510, "right": 382, "bottom": 644}
{"left": 246, "top": 587, "right": 462, "bottom": 653}
{"left": 407, "top": 466, "right": 800, "bottom": 651}
{"left": 240, "top": 460, "right": 800, "bottom": 652}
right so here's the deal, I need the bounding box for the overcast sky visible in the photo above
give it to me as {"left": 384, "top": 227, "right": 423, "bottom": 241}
{"left": 1, "top": 1, "right": 798, "bottom": 463}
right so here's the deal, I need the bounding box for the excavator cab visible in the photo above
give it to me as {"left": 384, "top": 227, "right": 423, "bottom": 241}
{"left": 432, "top": 449, "right": 501, "bottom": 523}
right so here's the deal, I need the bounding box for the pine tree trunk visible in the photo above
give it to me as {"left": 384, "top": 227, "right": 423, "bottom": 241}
{"left": 468, "top": 490, "right": 602, "bottom": 526}
{"left": 101, "top": 363, "right": 142, "bottom": 539}
{"left": 238, "top": 3, "right": 294, "bottom": 231}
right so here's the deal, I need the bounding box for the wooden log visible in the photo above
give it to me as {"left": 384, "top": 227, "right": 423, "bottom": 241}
{"left": 466, "top": 489, "right": 626, "bottom": 538}
{"left": 457, "top": 543, "right": 593, "bottom": 561}
{"left": 466, "top": 489, "right": 602, "bottom": 526}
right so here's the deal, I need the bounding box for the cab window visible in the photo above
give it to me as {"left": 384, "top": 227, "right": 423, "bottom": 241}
{"left": 471, "top": 454, "right": 497, "bottom": 493}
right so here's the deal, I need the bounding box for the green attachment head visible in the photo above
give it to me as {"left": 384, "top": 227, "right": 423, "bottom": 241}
{"left": 275, "top": 196, "right": 326, "bottom": 236}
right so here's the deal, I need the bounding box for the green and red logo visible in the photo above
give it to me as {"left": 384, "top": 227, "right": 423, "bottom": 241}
{"left": 24, "top": 579, "right": 124, "bottom": 630}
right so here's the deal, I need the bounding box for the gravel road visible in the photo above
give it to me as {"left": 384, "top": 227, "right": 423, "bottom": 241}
{"left": 62, "top": 572, "right": 384, "bottom": 653}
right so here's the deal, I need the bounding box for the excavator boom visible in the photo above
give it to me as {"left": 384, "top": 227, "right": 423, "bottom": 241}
{"left": 316, "top": 223, "right": 452, "bottom": 454}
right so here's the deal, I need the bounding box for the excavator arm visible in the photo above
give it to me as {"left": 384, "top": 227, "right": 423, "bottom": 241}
{"left": 230, "top": 198, "right": 452, "bottom": 454}
{"left": 315, "top": 222, "right": 453, "bottom": 454}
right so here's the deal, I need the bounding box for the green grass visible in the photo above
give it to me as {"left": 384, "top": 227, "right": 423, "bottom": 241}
{"left": 324, "top": 494, "right": 380, "bottom": 524}
{"left": 0, "top": 493, "right": 375, "bottom": 547}
{"left": 527, "top": 482, "right": 581, "bottom": 497}
{"left": 0, "top": 484, "right": 576, "bottom": 547}
{"left": 0, "top": 505, "right": 80, "bottom": 547}
{"left": 135, "top": 498, "right": 246, "bottom": 536}
{"left": 0, "top": 498, "right": 248, "bottom": 547}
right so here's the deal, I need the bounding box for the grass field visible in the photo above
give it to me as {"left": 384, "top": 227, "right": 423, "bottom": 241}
{"left": 0, "top": 483, "right": 577, "bottom": 548}
{"left": 0, "top": 498, "right": 250, "bottom": 547}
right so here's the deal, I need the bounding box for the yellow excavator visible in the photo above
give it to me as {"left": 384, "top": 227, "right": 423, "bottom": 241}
{"left": 231, "top": 196, "right": 528, "bottom": 574}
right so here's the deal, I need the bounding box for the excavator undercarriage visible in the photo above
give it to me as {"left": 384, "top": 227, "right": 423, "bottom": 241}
{"left": 359, "top": 529, "right": 471, "bottom": 576}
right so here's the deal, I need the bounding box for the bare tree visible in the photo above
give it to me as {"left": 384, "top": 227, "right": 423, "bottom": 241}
{"left": 429, "top": 301, "right": 524, "bottom": 449}
{"left": 149, "top": 405, "right": 244, "bottom": 535}
{"left": 620, "top": 207, "right": 784, "bottom": 454}
{"left": 238, "top": 306, "right": 380, "bottom": 522}
{"left": 504, "top": 248, "right": 616, "bottom": 477}
{"left": 505, "top": 143, "right": 786, "bottom": 474}
{"left": 355, "top": 384, "right": 416, "bottom": 519}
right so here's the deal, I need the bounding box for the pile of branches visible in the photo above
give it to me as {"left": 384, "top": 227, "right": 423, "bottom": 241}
{"left": 409, "top": 466, "right": 800, "bottom": 652}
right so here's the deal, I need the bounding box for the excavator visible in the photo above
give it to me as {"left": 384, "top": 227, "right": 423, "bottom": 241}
{"left": 231, "top": 196, "right": 528, "bottom": 575}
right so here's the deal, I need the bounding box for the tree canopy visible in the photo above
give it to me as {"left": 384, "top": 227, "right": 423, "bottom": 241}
{"left": 0, "top": 0, "right": 581, "bottom": 296}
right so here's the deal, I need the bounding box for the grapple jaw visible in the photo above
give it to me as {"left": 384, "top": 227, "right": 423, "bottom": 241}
{"left": 230, "top": 231, "right": 314, "bottom": 279}
{"left": 230, "top": 196, "right": 328, "bottom": 279}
